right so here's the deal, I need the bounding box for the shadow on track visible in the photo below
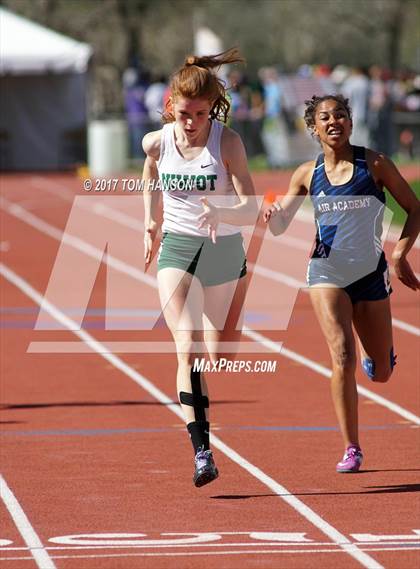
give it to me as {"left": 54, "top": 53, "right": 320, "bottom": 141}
{"left": 0, "top": 399, "right": 256, "bottom": 410}
{"left": 212, "top": 483, "right": 420, "bottom": 499}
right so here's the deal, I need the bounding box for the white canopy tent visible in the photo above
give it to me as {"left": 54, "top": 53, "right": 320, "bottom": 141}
{"left": 0, "top": 7, "right": 91, "bottom": 74}
{"left": 193, "top": 26, "right": 227, "bottom": 80}
{"left": 0, "top": 7, "right": 92, "bottom": 170}
{"left": 193, "top": 27, "right": 223, "bottom": 58}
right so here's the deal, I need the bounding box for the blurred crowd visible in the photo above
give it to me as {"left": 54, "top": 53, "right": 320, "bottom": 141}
{"left": 122, "top": 63, "right": 420, "bottom": 163}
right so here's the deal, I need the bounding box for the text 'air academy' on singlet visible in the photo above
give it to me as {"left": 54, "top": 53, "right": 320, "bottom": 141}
{"left": 309, "top": 146, "right": 386, "bottom": 264}
{"left": 157, "top": 120, "right": 239, "bottom": 237}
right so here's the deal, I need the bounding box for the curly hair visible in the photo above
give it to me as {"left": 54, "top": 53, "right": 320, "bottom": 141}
{"left": 162, "top": 47, "right": 245, "bottom": 124}
{"left": 304, "top": 94, "right": 352, "bottom": 133}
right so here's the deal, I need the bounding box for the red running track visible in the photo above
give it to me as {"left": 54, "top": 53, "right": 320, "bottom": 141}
{"left": 0, "top": 169, "right": 419, "bottom": 569}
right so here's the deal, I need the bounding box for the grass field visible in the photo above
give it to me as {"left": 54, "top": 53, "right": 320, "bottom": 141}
{"left": 386, "top": 179, "right": 420, "bottom": 225}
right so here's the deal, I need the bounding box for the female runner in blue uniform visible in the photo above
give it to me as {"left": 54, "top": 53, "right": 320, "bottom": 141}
{"left": 264, "top": 95, "right": 419, "bottom": 472}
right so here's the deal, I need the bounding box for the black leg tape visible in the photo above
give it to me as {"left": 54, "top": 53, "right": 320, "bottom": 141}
{"left": 180, "top": 392, "right": 209, "bottom": 408}
{"left": 179, "top": 369, "right": 208, "bottom": 421}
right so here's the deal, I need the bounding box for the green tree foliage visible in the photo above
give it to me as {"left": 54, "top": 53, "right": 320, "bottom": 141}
{"left": 2, "top": 0, "right": 418, "bottom": 114}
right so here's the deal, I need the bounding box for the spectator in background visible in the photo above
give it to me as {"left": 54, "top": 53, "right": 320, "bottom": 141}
{"left": 261, "top": 66, "right": 282, "bottom": 119}
{"left": 259, "top": 66, "right": 289, "bottom": 167}
{"left": 368, "top": 65, "right": 393, "bottom": 156}
{"left": 227, "top": 69, "right": 250, "bottom": 142}
{"left": 227, "top": 69, "right": 264, "bottom": 158}
{"left": 145, "top": 75, "right": 167, "bottom": 131}
{"left": 341, "top": 66, "right": 370, "bottom": 147}
{"left": 405, "top": 75, "right": 420, "bottom": 112}
{"left": 315, "top": 64, "right": 332, "bottom": 79}
{"left": 330, "top": 65, "right": 350, "bottom": 89}
{"left": 391, "top": 69, "right": 411, "bottom": 111}
{"left": 247, "top": 78, "right": 265, "bottom": 157}
{"left": 123, "top": 68, "right": 150, "bottom": 160}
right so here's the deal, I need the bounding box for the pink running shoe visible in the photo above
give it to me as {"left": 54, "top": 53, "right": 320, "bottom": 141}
{"left": 336, "top": 445, "right": 363, "bottom": 473}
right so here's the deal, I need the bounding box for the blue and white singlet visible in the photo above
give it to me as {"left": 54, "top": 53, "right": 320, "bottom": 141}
{"left": 307, "top": 146, "right": 387, "bottom": 287}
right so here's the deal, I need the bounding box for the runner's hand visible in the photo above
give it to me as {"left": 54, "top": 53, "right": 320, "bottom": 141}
{"left": 144, "top": 221, "right": 159, "bottom": 268}
{"left": 198, "top": 197, "right": 219, "bottom": 244}
{"left": 393, "top": 256, "right": 420, "bottom": 291}
{"left": 263, "top": 201, "right": 282, "bottom": 222}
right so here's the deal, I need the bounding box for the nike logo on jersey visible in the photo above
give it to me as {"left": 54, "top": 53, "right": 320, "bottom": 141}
{"left": 201, "top": 163, "right": 213, "bottom": 169}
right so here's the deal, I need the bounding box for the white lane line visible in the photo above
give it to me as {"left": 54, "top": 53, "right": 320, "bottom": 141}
{"left": 0, "top": 197, "right": 157, "bottom": 289}
{"left": 243, "top": 327, "right": 420, "bottom": 426}
{"left": 391, "top": 318, "right": 420, "bottom": 337}
{"left": 0, "top": 263, "right": 383, "bottom": 569}
{"left": 1, "top": 540, "right": 418, "bottom": 551}
{"left": 0, "top": 474, "right": 57, "bottom": 569}
{"left": 1, "top": 197, "right": 419, "bottom": 424}
{"left": 249, "top": 264, "right": 420, "bottom": 336}
{"left": 1, "top": 547, "right": 414, "bottom": 562}
{"left": 3, "top": 193, "right": 419, "bottom": 337}
{"left": 248, "top": 262, "right": 307, "bottom": 290}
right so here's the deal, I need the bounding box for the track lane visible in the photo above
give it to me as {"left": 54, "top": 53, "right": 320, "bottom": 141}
{"left": 1, "top": 270, "right": 379, "bottom": 567}
{"left": 1, "top": 265, "right": 419, "bottom": 568}
{"left": 0, "top": 171, "right": 420, "bottom": 564}
{"left": 1, "top": 183, "right": 417, "bottom": 418}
